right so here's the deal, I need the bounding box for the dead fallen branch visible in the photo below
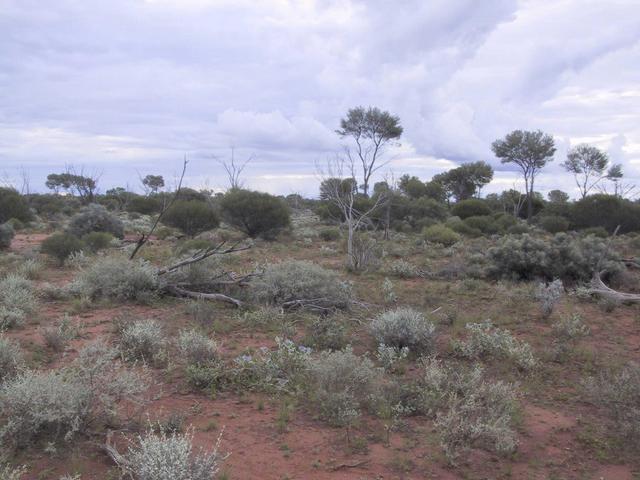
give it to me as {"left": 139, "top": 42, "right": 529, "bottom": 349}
{"left": 164, "top": 284, "right": 243, "bottom": 308}
{"left": 588, "top": 272, "right": 640, "bottom": 304}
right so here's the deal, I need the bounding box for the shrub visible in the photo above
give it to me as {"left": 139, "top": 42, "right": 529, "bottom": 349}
{"left": 40, "top": 233, "right": 85, "bottom": 265}
{"left": 451, "top": 199, "right": 491, "bottom": 219}
{"left": 376, "top": 344, "right": 409, "bottom": 373}
{"left": 463, "top": 215, "right": 499, "bottom": 234}
{"left": 346, "top": 233, "right": 381, "bottom": 273}
{"left": 584, "top": 363, "right": 640, "bottom": 445}
{"left": 423, "top": 224, "right": 461, "bottom": 246}
{"left": 70, "top": 255, "right": 158, "bottom": 301}
{"left": 81, "top": 231, "right": 114, "bottom": 252}
{"left": 0, "top": 223, "right": 15, "bottom": 250}
{"left": 435, "top": 366, "right": 519, "bottom": 463}
{"left": 0, "top": 463, "right": 26, "bottom": 480}
{"left": 386, "top": 259, "right": 420, "bottom": 278}
{"left": 305, "top": 316, "right": 347, "bottom": 351}
{"left": 120, "top": 319, "right": 166, "bottom": 362}
{"left": 572, "top": 194, "right": 640, "bottom": 234}
{"left": 125, "top": 427, "right": 224, "bottom": 480}
{"left": 0, "top": 335, "right": 23, "bottom": 383}
{"left": 550, "top": 313, "right": 589, "bottom": 361}
{"left": 0, "top": 274, "right": 37, "bottom": 330}
{"left": 68, "top": 204, "right": 124, "bottom": 239}
{"left": 447, "top": 218, "right": 482, "bottom": 237}
{"left": 0, "top": 188, "right": 32, "bottom": 224}
{"left": 453, "top": 321, "right": 536, "bottom": 371}
{"left": 487, "top": 233, "right": 621, "bottom": 282}
{"left": 41, "top": 315, "right": 78, "bottom": 352}
{"left": 0, "top": 341, "right": 147, "bottom": 449}
{"left": 538, "top": 215, "right": 569, "bottom": 233}
{"left": 177, "top": 329, "right": 219, "bottom": 366}
{"left": 252, "top": 260, "right": 352, "bottom": 310}
{"left": 370, "top": 307, "right": 437, "bottom": 355}
{"left": 581, "top": 226, "right": 609, "bottom": 238}
{"left": 127, "top": 195, "right": 163, "bottom": 215}
{"left": 307, "top": 347, "right": 381, "bottom": 426}
{"left": 162, "top": 200, "right": 220, "bottom": 237}
{"left": 534, "top": 279, "right": 563, "bottom": 318}
{"left": 219, "top": 189, "right": 290, "bottom": 239}
{"left": 319, "top": 227, "right": 340, "bottom": 241}
{"left": 382, "top": 277, "right": 397, "bottom": 305}
{"left": 14, "top": 258, "right": 43, "bottom": 279}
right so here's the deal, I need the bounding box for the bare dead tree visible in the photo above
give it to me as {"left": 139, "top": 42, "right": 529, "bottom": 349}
{"left": 218, "top": 146, "right": 252, "bottom": 190}
{"left": 129, "top": 156, "right": 188, "bottom": 260}
{"left": 18, "top": 165, "right": 31, "bottom": 196}
{"left": 317, "top": 154, "right": 386, "bottom": 271}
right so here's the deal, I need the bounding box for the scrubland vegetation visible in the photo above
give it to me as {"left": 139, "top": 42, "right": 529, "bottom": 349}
{"left": 1, "top": 124, "right": 640, "bottom": 479}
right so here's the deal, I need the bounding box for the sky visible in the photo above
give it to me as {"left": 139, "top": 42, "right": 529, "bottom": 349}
{"left": 1, "top": 0, "right": 639, "bottom": 198}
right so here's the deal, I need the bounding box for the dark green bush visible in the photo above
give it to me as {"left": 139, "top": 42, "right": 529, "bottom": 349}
{"left": 493, "top": 213, "right": 518, "bottom": 232}
{"left": 219, "top": 189, "right": 290, "bottom": 239}
{"left": 447, "top": 217, "right": 482, "bottom": 237}
{"left": 572, "top": 194, "right": 640, "bottom": 233}
{"left": 127, "top": 195, "right": 163, "bottom": 215}
{"left": 0, "top": 223, "right": 15, "bottom": 250}
{"left": 463, "top": 215, "right": 499, "bottom": 234}
{"left": 423, "top": 224, "right": 461, "bottom": 246}
{"left": 162, "top": 200, "right": 220, "bottom": 237}
{"left": 68, "top": 204, "right": 124, "bottom": 239}
{"left": 538, "top": 215, "right": 570, "bottom": 234}
{"left": 581, "top": 226, "right": 608, "bottom": 238}
{"left": 176, "top": 238, "right": 217, "bottom": 254}
{"left": 6, "top": 218, "right": 24, "bottom": 231}
{"left": 41, "top": 233, "right": 84, "bottom": 265}
{"left": 319, "top": 227, "right": 340, "bottom": 241}
{"left": 407, "top": 197, "right": 448, "bottom": 225}
{"left": 0, "top": 188, "right": 32, "bottom": 224}
{"left": 82, "top": 232, "right": 114, "bottom": 252}
{"left": 451, "top": 199, "right": 491, "bottom": 219}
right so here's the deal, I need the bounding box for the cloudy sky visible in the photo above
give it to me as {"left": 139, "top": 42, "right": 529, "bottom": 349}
{"left": 1, "top": 0, "right": 639, "bottom": 198}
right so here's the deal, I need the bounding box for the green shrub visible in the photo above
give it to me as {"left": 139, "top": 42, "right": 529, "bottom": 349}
{"left": 0, "top": 335, "right": 23, "bottom": 383}
{"left": 0, "top": 188, "right": 33, "bottom": 224}
{"left": 252, "top": 260, "right": 352, "bottom": 310}
{"left": 370, "top": 307, "right": 436, "bottom": 355}
{"left": 453, "top": 321, "right": 536, "bottom": 371}
{"left": 506, "top": 223, "right": 530, "bottom": 234}
{"left": 319, "top": 227, "right": 340, "bottom": 241}
{"left": 119, "top": 319, "right": 166, "bottom": 362}
{"left": 70, "top": 255, "right": 158, "bottom": 301}
{"left": 305, "top": 316, "right": 347, "bottom": 351}
{"left": 6, "top": 218, "right": 24, "bottom": 231}
{"left": 126, "top": 195, "right": 163, "bottom": 215}
{"left": 493, "top": 213, "right": 518, "bottom": 231}
{"left": 584, "top": 363, "right": 640, "bottom": 446}
{"left": 550, "top": 314, "right": 589, "bottom": 361}
{"left": 386, "top": 259, "right": 420, "bottom": 278}
{"left": 125, "top": 427, "right": 224, "bottom": 480}
{"left": 307, "top": 347, "right": 381, "bottom": 426}
{"left": 572, "top": 194, "right": 640, "bottom": 233}
{"left": 463, "top": 215, "right": 498, "bottom": 234}
{"left": 175, "top": 238, "right": 217, "bottom": 255}
{"left": 487, "top": 233, "right": 621, "bottom": 282}
{"left": 81, "top": 231, "right": 114, "bottom": 252}
{"left": 581, "top": 226, "right": 608, "bottom": 238}
{"left": 219, "top": 189, "right": 290, "bottom": 239}
{"left": 538, "top": 215, "right": 570, "bottom": 233}
{"left": 0, "top": 341, "right": 147, "bottom": 449}
{"left": 40, "top": 233, "right": 85, "bottom": 265}
{"left": 0, "top": 274, "right": 38, "bottom": 330}
{"left": 0, "top": 223, "right": 15, "bottom": 250}
{"left": 68, "top": 204, "right": 124, "bottom": 239}
{"left": 451, "top": 199, "right": 491, "bottom": 219}
{"left": 447, "top": 218, "right": 482, "bottom": 237}
{"left": 534, "top": 279, "right": 563, "bottom": 318}
{"left": 162, "top": 200, "right": 220, "bottom": 237}
{"left": 0, "top": 463, "right": 26, "bottom": 480}
{"left": 177, "top": 329, "right": 219, "bottom": 366}
{"left": 423, "top": 224, "right": 461, "bottom": 246}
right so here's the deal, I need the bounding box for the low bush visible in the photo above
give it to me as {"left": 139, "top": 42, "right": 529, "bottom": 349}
{"left": 423, "top": 224, "right": 461, "bottom": 246}
{"left": 125, "top": 427, "right": 224, "bottom": 480}
{"left": 453, "top": 321, "right": 536, "bottom": 371}
{"left": 252, "top": 260, "right": 352, "bottom": 310}
{"left": 177, "top": 329, "right": 219, "bottom": 366}
{"left": 14, "top": 258, "right": 43, "bottom": 280}
{"left": 0, "top": 274, "right": 38, "bottom": 330}
{"left": 538, "top": 215, "right": 570, "bottom": 233}
{"left": 0, "top": 341, "right": 147, "bottom": 449}
{"left": 0, "top": 463, "right": 26, "bottom": 480}
{"left": 451, "top": 199, "right": 491, "bottom": 219}
{"left": 70, "top": 255, "right": 158, "bottom": 301}
{"left": 584, "top": 363, "right": 640, "bottom": 446}
{"left": 40, "top": 233, "right": 84, "bottom": 265}
{"left": 81, "top": 231, "right": 114, "bottom": 252}
{"left": 305, "top": 315, "right": 348, "bottom": 351}
{"left": 68, "top": 204, "right": 124, "bottom": 239}
{"left": 370, "top": 307, "right": 437, "bottom": 355}
{"left": 463, "top": 215, "right": 499, "bottom": 234}
{"left": 120, "top": 319, "right": 166, "bottom": 362}
{"left": 219, "top": 189, "right": 290, "bottom": 240}
{"left": 319, "top": 227, "right": 340, "bottom": 241}
{"left": 382, "top": 278, "right": 397, "bottom": 305}
{"left": 0, "top": 188, "right": 33, "bottom": 224}
{"left": 0, "top": 223, "right": 15, "bottom": 250}
{"left": 534, "top": 279, "right": 563, "bottom": 318}
{"left": 550, "top": 313, "right": 589, "bottom": 361}
{"left": 581, "top": 226, "right": 608, "bottom": 238}
{"left": 307, "top": 347, "right": 381, "bottom": 427}
{"left": 0, "top": 335, "right": 23, "bottom": 383}
{"left": 572, "top": 194, "right": 640, "bottom": 234}
{"left": 41, "top": 315, "right": 78, "bottom": 352}
{"left": 162, "top": 200, "right": 220, "bottom": 237}
{"left": 386, "top": 259, "right": 420, "bottom": 278}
